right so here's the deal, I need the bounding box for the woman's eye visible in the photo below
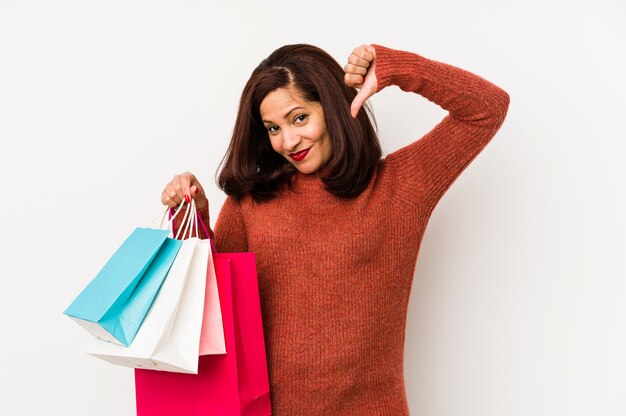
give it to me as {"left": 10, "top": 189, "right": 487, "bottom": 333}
{"left": 267, "top": 125, "right": 279, "bottom": 133}
{"left": 294, "top": 114, "right": 308, "bottom": 124}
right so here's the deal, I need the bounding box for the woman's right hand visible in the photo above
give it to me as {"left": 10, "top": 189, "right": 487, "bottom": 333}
{"left": 161, "top": 172, "right": 209, "bottom": 216}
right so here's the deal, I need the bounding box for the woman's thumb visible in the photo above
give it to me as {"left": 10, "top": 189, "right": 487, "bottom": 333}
{"left": 351, "top": 87, "right": 373, "bottom": 119}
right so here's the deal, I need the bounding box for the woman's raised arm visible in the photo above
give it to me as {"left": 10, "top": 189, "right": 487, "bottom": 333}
{"left": 371, "top": 44, "right": 510, "bottom": 211}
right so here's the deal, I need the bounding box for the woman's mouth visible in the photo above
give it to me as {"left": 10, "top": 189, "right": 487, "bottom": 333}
{"left": 289, "top": 147, "right": 311, "bottom": 162}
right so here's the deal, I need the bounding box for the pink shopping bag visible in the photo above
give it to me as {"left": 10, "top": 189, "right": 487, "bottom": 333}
{"left": 198, "top": 250, "right": 226, "bottom": 356}
{"left": 134, "top": 250, "right": 272, "bottom": 415}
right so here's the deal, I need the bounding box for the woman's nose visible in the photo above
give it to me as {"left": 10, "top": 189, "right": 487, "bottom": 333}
{"left": 282, "top": 129, "right": 302, "bottom": 153}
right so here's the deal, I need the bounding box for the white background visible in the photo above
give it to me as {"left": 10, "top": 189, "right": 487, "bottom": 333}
{"left": 1, "top": 1, "right": 624, "bottom": 415}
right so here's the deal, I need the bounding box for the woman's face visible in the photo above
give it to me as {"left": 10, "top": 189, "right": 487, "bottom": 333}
{"left": 260, "top": 86, "right": 332, "bottom": 175}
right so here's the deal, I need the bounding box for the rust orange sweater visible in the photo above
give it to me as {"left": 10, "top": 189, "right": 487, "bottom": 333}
{"left": 205, "top": 44, "right": 509, "bottom": 415}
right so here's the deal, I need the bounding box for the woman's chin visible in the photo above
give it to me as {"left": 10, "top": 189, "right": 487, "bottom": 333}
{"left": 293, "top": 162, "right": 318, "bottom": 175}
{"left": 295, "top": 167, "right": 314, "bottom": 175}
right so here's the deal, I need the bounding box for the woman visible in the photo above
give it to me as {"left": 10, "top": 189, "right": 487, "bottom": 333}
{"left": 161, "top": 43, "right": 509, "bottom": 415}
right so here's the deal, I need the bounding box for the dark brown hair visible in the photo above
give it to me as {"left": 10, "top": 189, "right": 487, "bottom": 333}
{"left": 217, "top": 44, "right": 381, "bottom": 203}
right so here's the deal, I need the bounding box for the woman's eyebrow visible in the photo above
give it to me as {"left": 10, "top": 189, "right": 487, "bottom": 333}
{"left": 262, "top": 106, "right": 305, "bottom": 124}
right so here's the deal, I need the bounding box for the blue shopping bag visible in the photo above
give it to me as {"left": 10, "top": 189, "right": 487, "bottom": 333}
{"left": 64, "top": 227, "right": 182, "bottom": 346}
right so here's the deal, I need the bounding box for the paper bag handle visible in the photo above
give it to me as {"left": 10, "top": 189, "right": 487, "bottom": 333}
{"left": 196, "top": 210, "right": 217, "bottom": 253}
{"left": 168, "top": 203, "right": 217, "bottom": 253}
{"left": 148, "top": 199, "right": 189, "bottom": 235}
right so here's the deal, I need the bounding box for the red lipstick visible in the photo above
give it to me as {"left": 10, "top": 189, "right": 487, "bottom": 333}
{"left": 289, "top": 147, "right": 311, "bottom": 162}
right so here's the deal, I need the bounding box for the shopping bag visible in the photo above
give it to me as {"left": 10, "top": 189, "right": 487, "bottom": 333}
{"left": 64, "top": 228, "right": 180, "bottom": 346}
{"left": 134, "top": 214, "right": 271, "bottom": 415}
{"left": 87, "top": 201, "right": 223, "bottom": 373}
{"left": 87, "top": 200, "right": 214, "bottom": 373}
{"left": 212, "top": 252, "right": 271, "bottom": 415}
{"left": 64, "top": 202, "right": 191, "bottom": 346}
{"left": 199, "top": 246, "right": 226, "bottom": 355}
{"left": 168, "top": 203, "right": 226, "bottom": 356}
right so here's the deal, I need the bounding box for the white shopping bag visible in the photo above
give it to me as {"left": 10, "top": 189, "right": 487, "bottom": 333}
{"left": 149, "top": 239, "right": 210, "bottom": 371}
{"left": 87, "top": 200, "right": 211, "bottom": 374}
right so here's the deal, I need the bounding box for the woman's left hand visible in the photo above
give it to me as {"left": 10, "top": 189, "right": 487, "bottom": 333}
{"left": 344, "top": 44, "right": 377, "bottom": 119}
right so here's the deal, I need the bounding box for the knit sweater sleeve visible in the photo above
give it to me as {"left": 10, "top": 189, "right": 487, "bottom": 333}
{"left": 213, "top": 196, "right": 248, "bottom": 253}
{"left": 372, "top": 44, "right": 510, "bottom": 211}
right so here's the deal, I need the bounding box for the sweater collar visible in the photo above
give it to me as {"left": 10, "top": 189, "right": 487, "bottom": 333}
{"left": 292, "top": 165, "right": 331, "bottom": 190}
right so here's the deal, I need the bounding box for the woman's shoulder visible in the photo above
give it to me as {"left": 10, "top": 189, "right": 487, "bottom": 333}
{"left": 376, "top": 147, "right": 415, "bottom": 179}
{"left": 223, "top": 191, "right": 277, "bottom": 213}
{"left": 371, "top": 147, "right": 429, "bottom": 209}
{"left": 219, "top": 193, "right": 250, "bottom": 216}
